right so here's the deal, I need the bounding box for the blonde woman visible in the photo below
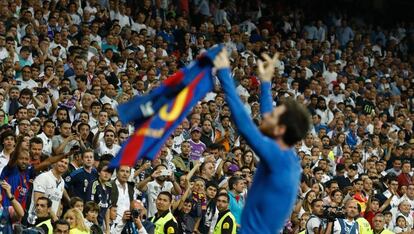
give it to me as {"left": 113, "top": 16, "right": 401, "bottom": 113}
{"left": 64, "top": 208, "right": 90, "bottom": 234}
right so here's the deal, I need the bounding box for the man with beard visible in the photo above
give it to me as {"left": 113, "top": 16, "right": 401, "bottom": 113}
{"left": 214, "top": 51, "right": 310, "bottom": 233}
{"left": 138, "top": 164, "right": 182, "bottom": 217}
{"left": 214, "top": 115, "right": 236, "bottom": 152}
{"left": 200, "top": 119, "right": 216, "bottom": 147}
{"left": 316, "top": 97, "right": 334, "bottom": 125}
{"left": 27, "top": 158, "right": 69, "bottom": 225}
{"left": 95, "top": 129, "right": 120, "bottom": 157}
{"left": 172, "top": 141, "right": 192, "bottom": 177}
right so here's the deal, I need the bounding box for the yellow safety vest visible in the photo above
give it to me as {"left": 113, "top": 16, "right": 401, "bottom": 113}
{"left": 214, "top": 211, "right": 236, "bottom": 234}
{"left": 36, "top": 218, "right": 53, "bottom": 234}
{"left": 356, "top": 217, "right": 373, "bottom": 234}
{"left": 378, "top": 229, "right": 394, "bottom": 234}
{"left": 151, "top": 212, "right": 177, "bottom": 234}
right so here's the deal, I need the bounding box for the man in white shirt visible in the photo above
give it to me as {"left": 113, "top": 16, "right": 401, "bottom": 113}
{"left": 96, "top": 129, "right": 121, "bottom": 157}
{"left": 36, "top": 120, "right": 55, "bottom": 156}
{"left": 112, "top": 166, "right": 140, "bottom": 226}
{"left": 137, "top": 164, "right": 182, "bottom": 217}
{"left": 16, "top": 65, "right": 38, "bottom": 90}
{"left": 27, "top": 158, "right": 69, "bottom": 224}
{"left": 0, "top": 131, "right": 15, "bottom": 175}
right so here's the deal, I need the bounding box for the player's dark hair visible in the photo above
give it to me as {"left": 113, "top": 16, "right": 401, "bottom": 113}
{"left": 279, "top": 99, "right": 311, "bottom": 146}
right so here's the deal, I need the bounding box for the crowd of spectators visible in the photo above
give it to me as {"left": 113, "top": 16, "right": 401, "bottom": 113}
{"left": 0, "top": 0, "right": 411, "bottom": 233}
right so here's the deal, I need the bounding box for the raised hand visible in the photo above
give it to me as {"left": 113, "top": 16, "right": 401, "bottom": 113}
{"left": 213, "top": 49, "right": 230, "bottom": 69}
{"left": 257, "top": 52, "right": 279, "bottom": 82}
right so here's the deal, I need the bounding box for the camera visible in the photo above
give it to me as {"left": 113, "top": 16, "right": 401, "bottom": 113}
{"left": 322, "top": 206, "right": 344, "bottom": 221}
{"left": 131, "top": 209, "right": 141, "bottom": 219}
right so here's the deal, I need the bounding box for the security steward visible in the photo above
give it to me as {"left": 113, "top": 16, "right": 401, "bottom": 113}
{"left": 214, "top": 193, "right": 236, "bottom": 234}
{"left": 34, "top": 197, "right": 54, "bottom": 234}
{"left": 150, "top": 191, "right": 178, "bottom": 234}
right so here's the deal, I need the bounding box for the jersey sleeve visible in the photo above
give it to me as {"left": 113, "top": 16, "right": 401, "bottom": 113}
{"left": 260, "top": 81, "right": 273, "bottom": 115}
{"left": 33, "top": 174, "right": 46, "bottom": 194}
{"left": 216, "top": 68, "right": 283, "bottom": 166}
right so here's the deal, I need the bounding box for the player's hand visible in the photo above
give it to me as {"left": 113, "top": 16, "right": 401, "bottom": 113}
{"left": 257, "top": 52, "right": 279, "bottom": 82}
{"left": 213, "top": 49, "right": 230, "bottom": 69}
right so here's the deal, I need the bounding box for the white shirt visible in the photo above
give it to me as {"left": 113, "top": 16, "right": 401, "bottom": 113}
{"left": 114, "top": 179, "right": 137, "bottom": 225}
{"left": 16, "top": 78, "right": 38, "bottom": 90}
{"left": 37, "top": 132, "right": 53, "bottom": 156}
{"left": 100, "top": 95, "right": 118, "bottom": 109}
{"left": 28, "top": 170, "right": 65, "bottom": 224}
{"left": 96, "top": 141, "right": 121, "bottom": 157}
{"left": 0, "top": 150, "right": 9, "bottom": 175}
{"left": 322, "top": 70, "right": 338, "bottom": 85}
{"left": 146, "top": 181, "right": 173, "bottom": 217}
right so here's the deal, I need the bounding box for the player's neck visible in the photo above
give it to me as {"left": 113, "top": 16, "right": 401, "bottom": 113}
{"left": 276, "top": 138, "right": 290, "bottom": 150}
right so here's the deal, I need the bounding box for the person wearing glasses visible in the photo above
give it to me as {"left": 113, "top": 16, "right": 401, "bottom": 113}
{"left": 213, "top": 193, "right": 236, "bottom": 234}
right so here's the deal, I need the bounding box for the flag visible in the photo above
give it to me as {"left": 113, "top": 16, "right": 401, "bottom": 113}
{"left": 109, "top": 46, "right": 222, "bottom": 168}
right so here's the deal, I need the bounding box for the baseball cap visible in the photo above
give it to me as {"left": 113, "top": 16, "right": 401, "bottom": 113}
{"left": 228, "top": 164, "right": 239, "bottom": 172}
{"left": 191, "top": 126, "right": 201, "bottom": 133}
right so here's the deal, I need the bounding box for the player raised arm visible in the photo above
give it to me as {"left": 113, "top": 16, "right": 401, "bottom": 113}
{"left": 258, "top": 53, "right": 279, "bottom": 115}
{"left": 214, "top": 50, "right": 282, "bottom": 166}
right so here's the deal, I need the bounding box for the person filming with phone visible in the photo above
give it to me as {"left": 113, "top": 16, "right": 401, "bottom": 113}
{"left": 137, "top": 164, "right": 182, "bottom": 217}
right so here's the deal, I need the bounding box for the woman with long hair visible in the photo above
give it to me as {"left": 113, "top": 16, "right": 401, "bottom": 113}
{"left": 240, "top": 149, "right": 256, "bottom": 171}
{"left": 64, "top": 208, "right": 89, "bottom": 234}
{"left": 332, "top": 132, "right": 346, "bottom": 159}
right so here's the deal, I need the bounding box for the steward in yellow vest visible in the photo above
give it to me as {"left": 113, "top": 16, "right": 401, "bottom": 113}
{"left": 150, "top": 191, "right": 178, "bottom": 234}
{"left": 150, "top": 211, "right": 178, "bottom": 234}
{"left": 214, "top": 209, "right": 236, "bottom": 234}
{"left": 33, "top": 197, "right": 54, "bottom": 234}
{"left": 35, "top": 217, "right": 53, "bottom": 234}
{"left": 213, "top": 193, "right": 236, "bottom": 234}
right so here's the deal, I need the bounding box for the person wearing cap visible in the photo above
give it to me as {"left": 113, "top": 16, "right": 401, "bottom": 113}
{"left": 188, "top": 126, "right": 206, "bottom": 162}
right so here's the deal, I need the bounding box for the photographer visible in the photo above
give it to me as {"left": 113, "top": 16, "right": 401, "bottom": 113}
{"left": 306, "top": 199, "right": 324, "bottom": 234}
{"left": 113, "top": 200, "right": 154, "bottom": 234}
{"left": 324, "top": 199, "right": 360, "bottom": 234}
